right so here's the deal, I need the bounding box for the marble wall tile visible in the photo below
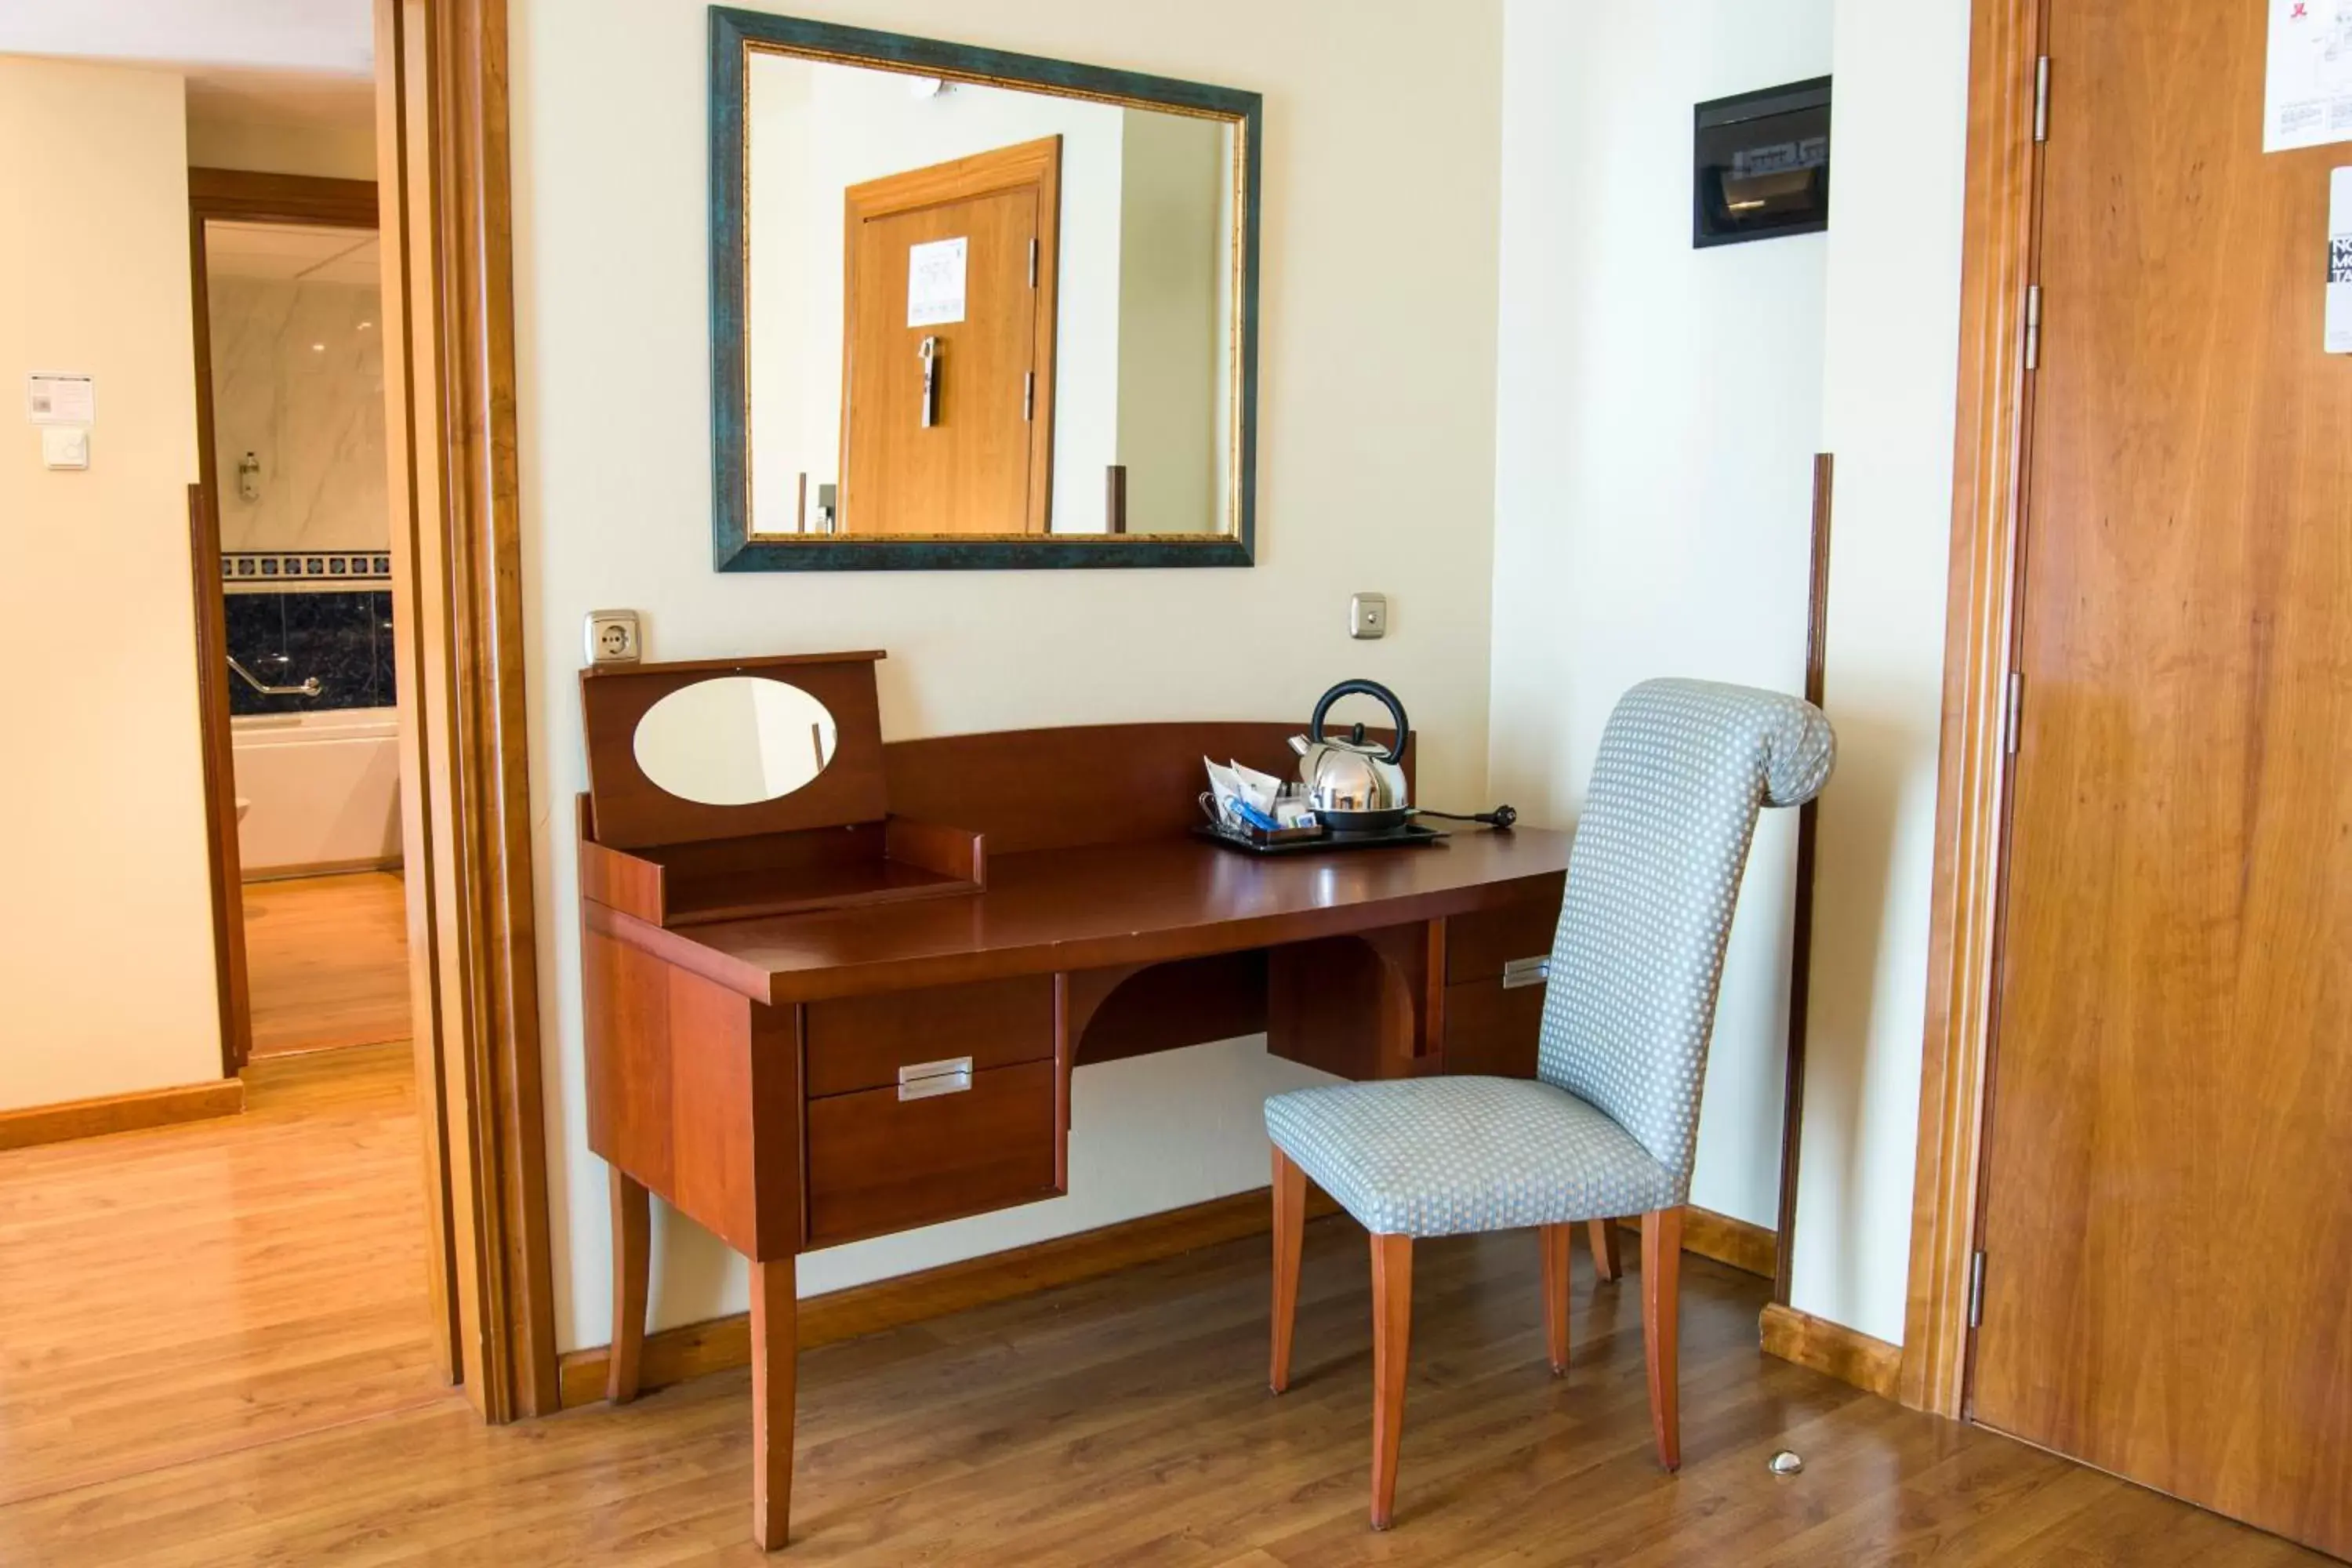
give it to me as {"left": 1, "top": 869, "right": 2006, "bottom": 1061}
{"left": 223, "top": 590, "right": 394, "bottom": 715}
{"left": 209, "top": 275, "right": 390, "bottom": 555}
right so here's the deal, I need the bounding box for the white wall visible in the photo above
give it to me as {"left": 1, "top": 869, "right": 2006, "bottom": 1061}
{"left": 1487, "top": 0, "right": 1832, "bottom": 1232}
{"left": 0, "top": 56, "right": 221, "bottom": 1109}
{"left": 1115, "top": 109, "right": 1226, "bottom": 536}
{"left": 510, "top": 0, "right": 1504, "bottom": 1352}
{"left": 209, "top": 273, "right": 389, "bottom": 553}
{"left": 1786, "top": 0, "right": 1973, "bottom": 1345}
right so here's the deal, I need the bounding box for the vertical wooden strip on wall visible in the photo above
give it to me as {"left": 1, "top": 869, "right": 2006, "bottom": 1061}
{"left": 1901, "top": 0, "right": 2045, "bottom": 1417}
{"left": 376, "top": 0, "right": 469, "bottom": 1401}
{"left": 426, "top": 0, "right": 561, "bottom": 1420}
{"left": 1772, "top": 453, "right": 1834, "bottom": 1306}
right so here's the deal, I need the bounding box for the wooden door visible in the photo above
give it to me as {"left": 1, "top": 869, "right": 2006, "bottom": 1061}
{"left": 1972, "top": 2, "right": 2352, "bottom": 1556}
{"left": 840, "top": 137, "right": 1059, "bottom": 536}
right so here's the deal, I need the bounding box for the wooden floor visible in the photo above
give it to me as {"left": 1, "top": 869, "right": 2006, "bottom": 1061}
{"left": 242, "top": 870, "right": 412, "bottom": 1058}
{"left": 0, "top": 1042, "right": 448, "bottom": 1513}
{"left": 0, "top": 1194, "right": 2325, "bottom": 1566}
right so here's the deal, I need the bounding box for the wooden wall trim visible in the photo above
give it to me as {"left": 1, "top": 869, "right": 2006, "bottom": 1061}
{"left": 1900, "top": 0, "right": 2045, "bottom": 1419}
{"left": 558, "top": 1185, "right": 1345, "bottom": 1409}
{"left": 188, "top": 167, "right": 379, "bottom": 227}
{"left": 414, "top": 0, "right": 559, "bottom": 1421}
{"left": 1616, "top": 1206, "right": 1777, "bottom": 1281}
{"left": 1761, "top": 1302, "right": 1902, "bottom": 1400}
{"left": 0, "top": 1080, "right": 244, "bottom": 1152}
{"left": 183, "top": 482, "right": 249, "bottom": 1076}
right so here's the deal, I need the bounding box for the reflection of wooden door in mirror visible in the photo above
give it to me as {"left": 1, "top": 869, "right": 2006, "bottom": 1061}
{"left": 840, "top": 136, "right": 1061, "bottom": 536}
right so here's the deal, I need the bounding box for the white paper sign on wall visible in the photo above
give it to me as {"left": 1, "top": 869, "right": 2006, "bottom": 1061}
{"left": 907, "top": 237, "right": 967, "bottom": 327}
{"left": 25, "top": 372, "right": 93, "bottom": 426}
{"left": 2266, "top": 0, "right": 2352, "bottom": 153}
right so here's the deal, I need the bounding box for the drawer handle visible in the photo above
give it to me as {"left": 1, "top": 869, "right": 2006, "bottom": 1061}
{"left": 897, "top": 1056, "right": 974, "bottom": 1101}
{"left": 1502, "top": 956, "right": 1551, "bottom": 990}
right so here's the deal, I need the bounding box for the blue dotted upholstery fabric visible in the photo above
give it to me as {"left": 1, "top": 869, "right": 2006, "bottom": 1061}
{"left": 1265, "top": 679, "right": 1834, "bottom": 1238}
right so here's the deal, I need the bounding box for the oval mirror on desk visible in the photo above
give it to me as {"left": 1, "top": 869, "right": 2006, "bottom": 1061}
{"left": 631, "top": 676, "right": 840, "bottom": 805}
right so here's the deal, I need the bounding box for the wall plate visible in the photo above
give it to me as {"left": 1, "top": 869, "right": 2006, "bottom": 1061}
{"left": 584, "top": 609, "right": 641, "bottom": 666}
{"left": 1349, "top": 593, "right": 1388, "bottom": 640}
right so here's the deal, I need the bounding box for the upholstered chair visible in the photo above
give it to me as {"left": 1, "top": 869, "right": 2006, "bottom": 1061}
{"left": 1262, "top": 678, "right": 1835, "bottom": 1529}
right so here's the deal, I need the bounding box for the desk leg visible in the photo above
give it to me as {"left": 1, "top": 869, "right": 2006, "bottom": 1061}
{"left": 750, "top": 1255, "right": 797, "bottom": 1551}
{"left": 608, "top": 1166, "right": 649, "bottom": 1403}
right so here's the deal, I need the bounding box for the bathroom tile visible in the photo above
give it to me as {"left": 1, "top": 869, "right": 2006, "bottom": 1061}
{"left": 207, "top": 266, "right": 392, "bottom": 558}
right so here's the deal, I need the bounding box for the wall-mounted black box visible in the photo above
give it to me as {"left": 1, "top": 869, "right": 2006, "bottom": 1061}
{"left": 1694, "top": 77, "right": 1831, "bottom": 249}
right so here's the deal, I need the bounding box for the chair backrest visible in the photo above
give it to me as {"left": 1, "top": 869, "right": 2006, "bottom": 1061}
{"left": 1537, "top": 679, "right": 1834, "bottom": 1194}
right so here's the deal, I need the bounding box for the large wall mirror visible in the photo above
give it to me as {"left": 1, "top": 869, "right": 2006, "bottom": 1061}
{"left": 710, "top": 9, "right": 1261, "bottom": 570}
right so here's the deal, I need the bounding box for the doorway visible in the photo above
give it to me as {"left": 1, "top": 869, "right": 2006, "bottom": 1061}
{"left": 191, "top": 192, "right": 412, "bottom": 1073}
{"left": 1953, "top": 0, "right": 2352, "bottom": 1557}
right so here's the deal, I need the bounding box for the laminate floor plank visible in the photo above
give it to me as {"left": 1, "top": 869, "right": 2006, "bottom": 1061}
{"left": 0, "top": 1203, "right": 2322, "bottom": 1566}
{"left": 241, "top": 871, "right": 412, "bottom": 1058}
{"left": 0, "top": 1041, "right": 447, "bottom": 1511}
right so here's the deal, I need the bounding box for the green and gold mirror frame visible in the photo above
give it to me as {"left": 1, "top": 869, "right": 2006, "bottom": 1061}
{"left": 709, "top": 8, "right": 1263, "bottom": 571}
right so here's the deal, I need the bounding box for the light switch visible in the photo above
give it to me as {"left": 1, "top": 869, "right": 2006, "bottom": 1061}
{"left": 41, "top": 426, "right": 89, "bottom": 470}
{"left": 1349, "top": 593, "right": 1388, "bottom": 640}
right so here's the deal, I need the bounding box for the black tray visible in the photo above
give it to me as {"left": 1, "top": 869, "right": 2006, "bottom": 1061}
{"left": 1191, "top": 822, "right": 1449, "bottom": 856}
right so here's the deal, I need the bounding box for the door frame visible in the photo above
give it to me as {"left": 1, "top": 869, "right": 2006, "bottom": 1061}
{"left": 1900, "top": 0, "right": 2045, "bottom": 1419}
{"left": 185, "top": 168, "right": 381, "bottom": 1080}
{"left": 367, "top": 0, "right": 561, "bottom": 1422}
{"left": 837, "top": 135, "right": 1063, "bottom": 536}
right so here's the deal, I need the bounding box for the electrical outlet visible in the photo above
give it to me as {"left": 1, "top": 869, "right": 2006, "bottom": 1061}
{"left": 1349, "top": 593, "right": 1388, "bottom": 640}
{"left": 584, "top": 609, "right": 641, "bottom": 666}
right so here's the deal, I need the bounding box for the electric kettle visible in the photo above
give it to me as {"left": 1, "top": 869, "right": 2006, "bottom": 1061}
{"left": 1290, "top": 680, "right": 1413, "bottom": 833}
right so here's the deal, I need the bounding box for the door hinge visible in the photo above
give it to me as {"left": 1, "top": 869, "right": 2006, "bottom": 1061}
{"left": 2024, "top": 285, "right": 2042, "bottom": 372}
{"left": 2003, "top": 670, "right": 2024, "bottom": 756}
{"left": 1028, "top": 237, "right": 1039, "bottom": 288}
{"left": 1967, "top": 1249, "right": 1988, "bottom": 1329}
{"left": 1023, "top": 371, "right": 1035, "bottom": 421}
{"left": 2033, "top": 55, "right": 2050, "bottom": 143}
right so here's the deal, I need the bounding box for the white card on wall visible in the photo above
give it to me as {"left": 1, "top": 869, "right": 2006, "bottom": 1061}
{"left": 25, "top": 372, "right": 93, "bottom": 426}
{"left": 906, "top": 237, "right": 967, "bottom": 327}
{"left": 2266, "top": 0, "right": 2352, "bottom": 152}
{"left": 2328, "top": 167, "right": 2352, "bottom": 353}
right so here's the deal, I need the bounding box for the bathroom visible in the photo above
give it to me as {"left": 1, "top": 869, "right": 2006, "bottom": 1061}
{"left": 205, "top": 216, "right": 410, "bottom": 1058}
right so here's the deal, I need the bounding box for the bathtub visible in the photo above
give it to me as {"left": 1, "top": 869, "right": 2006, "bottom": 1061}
{"left": 232, "top": 707, "right": 404, "bottom": 880}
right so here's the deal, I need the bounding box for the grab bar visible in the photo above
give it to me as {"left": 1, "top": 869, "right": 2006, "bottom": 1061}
{"left": 227, "top": 655, "right": 321, "bottom": 699}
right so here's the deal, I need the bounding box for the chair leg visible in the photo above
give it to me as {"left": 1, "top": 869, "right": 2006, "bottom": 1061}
{"left": 1537, "top": 1223, "right": 1571, "bottom": 1374}
{"left": 1588, "top": 1216, "right": 1621, "bottom": 1281}
{"left": 1641, "top": 1205, "right": 1682, "bottom": 1472}
{"left": 1269, "top": 1145, "right": 1306, "bottom": 1394}
{"left": 1368, "top": 1232, "right": 1413, "bottom": 1530}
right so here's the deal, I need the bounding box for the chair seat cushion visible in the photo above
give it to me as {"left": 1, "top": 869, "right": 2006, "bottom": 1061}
{"left": 1263, "top": 1076, "right": 1678, "bottom": 1238}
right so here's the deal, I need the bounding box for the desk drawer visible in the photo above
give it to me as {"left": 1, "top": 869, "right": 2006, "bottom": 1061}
{"left": 804, "top": 976, "right": 1054, "bottom": 1098}
{"left": 805, "top": 1059, "right": 1060, "bottom": 1246}
{"left": 1441, "top": 977, "right": 1546, "bottom": 1080}
{"left": 1445, "top": 900, "right": 1559, "bottom": 985}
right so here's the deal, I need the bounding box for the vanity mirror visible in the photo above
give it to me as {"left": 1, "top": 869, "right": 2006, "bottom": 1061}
{"left": 632, "top": 675, "right": 840, "bottom": 805}
{"left": 710, "top": 9, "right": 1261, "bottom": 570}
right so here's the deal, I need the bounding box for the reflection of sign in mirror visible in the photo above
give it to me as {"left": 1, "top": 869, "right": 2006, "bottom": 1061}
{"left": 906, "top": 236, "right": 967, "bottom": 326}
{"left": 632, "top": 676, "right": 840, "bottom": 806}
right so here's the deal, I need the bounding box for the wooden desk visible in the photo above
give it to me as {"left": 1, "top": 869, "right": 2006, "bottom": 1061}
{"left": 580, "top": 715, "right": 1571, "bottom": 1550}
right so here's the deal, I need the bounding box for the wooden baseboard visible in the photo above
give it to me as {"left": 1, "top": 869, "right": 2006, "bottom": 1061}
{"left": 1616, "top": 1204, "right": 1777, "bottom": 1279}
{"left": 0, "top": 1077, "right": 245, "bottom": 1152}
{"left": 1759, "top": 1301, "right": 1902, "bottom": 1399}
{"left": 557, "top": 1183, "right": 1345, "bottom": 1410}
{"left": 241, "top": 857, "right": 403, "bottom": 884}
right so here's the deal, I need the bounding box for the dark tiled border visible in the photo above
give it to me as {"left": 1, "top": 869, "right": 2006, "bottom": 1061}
{"left": 223, "top": 551, "right": 393, "bottom": 592}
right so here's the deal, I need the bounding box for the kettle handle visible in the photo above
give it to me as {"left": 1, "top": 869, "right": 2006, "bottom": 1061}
{"left": 1308, "top": 679, "right": 1409, "bottom": 765}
